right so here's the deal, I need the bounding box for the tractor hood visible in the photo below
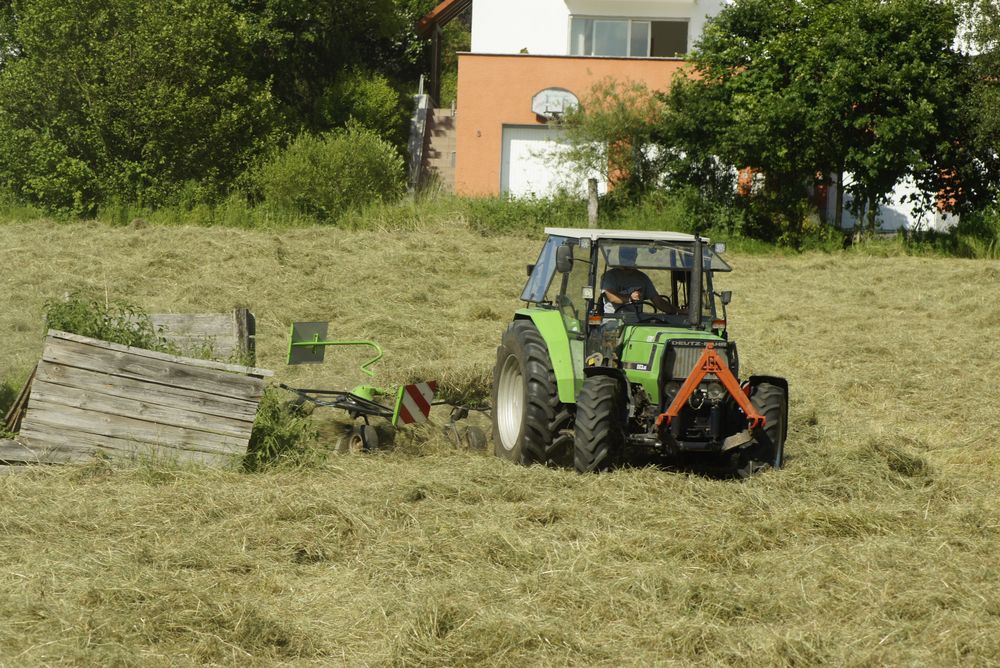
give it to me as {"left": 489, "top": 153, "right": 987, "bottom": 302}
{"left": 619, "top": 325, "right": 726, "bottom": 404}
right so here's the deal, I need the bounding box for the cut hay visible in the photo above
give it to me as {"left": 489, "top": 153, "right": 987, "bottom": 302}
{"left": 0, "top": 220, "right": 999, "bottom": 664}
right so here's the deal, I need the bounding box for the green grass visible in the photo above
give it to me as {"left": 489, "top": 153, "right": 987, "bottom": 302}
{"left": 1, "top": 220, "right": 1000, "bottom": 664}
{"left": 6, "top": 186, "right": 998, "bottom": 259}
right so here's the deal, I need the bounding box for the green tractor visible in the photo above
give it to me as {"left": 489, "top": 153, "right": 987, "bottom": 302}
{"left": 491, "top": 228, "right": 788, "bottom": 476}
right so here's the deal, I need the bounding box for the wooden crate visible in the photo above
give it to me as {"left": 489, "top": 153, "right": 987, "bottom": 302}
{"left": 10, "top": 331, "right": 272, "bottom": 467}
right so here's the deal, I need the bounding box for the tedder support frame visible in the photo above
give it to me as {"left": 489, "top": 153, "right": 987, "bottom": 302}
{"left": 286, "top": 322, "right": 384, "bottom": 377}
{"left": 655, "top": 343, "right": 765, "bottom": 430}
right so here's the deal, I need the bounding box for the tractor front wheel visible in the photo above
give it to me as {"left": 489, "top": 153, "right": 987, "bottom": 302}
{"left": 492, "top": 321, "right": 569, "bottom": 466}
{"left": 736, "top": 382, "right": 787, "bottom": 477}
{"left": 574, "top": 375, "right": 626, "bottom": 473}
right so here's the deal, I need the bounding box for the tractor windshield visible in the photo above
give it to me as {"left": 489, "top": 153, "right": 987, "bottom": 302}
{"left": 521, "top": 235, "right": 569, "bottom": 303}
{"left": 601, "top": 241, "right": 730, "bottom": 273}
{"left": 597, "top": 240, "right": 726, "bottom": 324}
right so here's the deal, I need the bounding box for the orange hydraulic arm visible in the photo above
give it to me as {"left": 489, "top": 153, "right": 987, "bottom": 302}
{"left": 655, "top": 343, "right": 765, "bottom": 430}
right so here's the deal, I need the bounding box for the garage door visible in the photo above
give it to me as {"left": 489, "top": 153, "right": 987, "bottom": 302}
{"left": 500, "top": 125, "right": 606, "bottom": 198}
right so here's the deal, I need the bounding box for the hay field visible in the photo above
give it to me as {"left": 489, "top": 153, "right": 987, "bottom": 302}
{"left": 1, "top": 219, "right": 1000, "bottom": 665}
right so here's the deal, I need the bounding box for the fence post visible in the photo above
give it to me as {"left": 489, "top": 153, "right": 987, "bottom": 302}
{"left": 588, "top": 178, "right": 599, "bottom": 229}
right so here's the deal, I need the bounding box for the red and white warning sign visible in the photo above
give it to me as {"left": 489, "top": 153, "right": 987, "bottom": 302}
{"left": 394, "top": 381, "right": 438, "bottom": 425}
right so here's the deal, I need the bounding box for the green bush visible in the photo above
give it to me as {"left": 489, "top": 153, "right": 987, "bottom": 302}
{"left": 0, "top": 130, "right": 102, "bottom": 217}
{"left": 44, "top": 294, "right": 168, "bottom": 351}
{"left": 319, "top": 69, "right": 408, "bottom": 149}
{"left": 0, "top": 0, "right": 276, "bottom": 215}
{"left": 244, "top": 387, "right": 319, "bottom": 471}
{"left": 257, "top": 127, "right": 405, "bottom": 223}
{"left": 0, "top": 378, "right": 18, "bottom": 424}
{"left": 893, "top": 208, "right": 1000, "bottom": 259}
{"left": 951, "top": 207, "right": 1000, "bottom": 259}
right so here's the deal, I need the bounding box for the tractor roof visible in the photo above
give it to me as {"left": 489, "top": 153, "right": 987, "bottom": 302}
{"left": 544, "top": 228, "right": 707, "bottom": 243}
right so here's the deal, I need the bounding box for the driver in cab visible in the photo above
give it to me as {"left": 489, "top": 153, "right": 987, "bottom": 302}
{"left": 602, "top": 246, "right": 677, "bottom": 315}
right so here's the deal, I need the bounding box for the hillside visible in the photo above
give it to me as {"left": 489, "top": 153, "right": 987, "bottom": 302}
{"left": 1, "top": 220, "right": 999, "bottom": 665}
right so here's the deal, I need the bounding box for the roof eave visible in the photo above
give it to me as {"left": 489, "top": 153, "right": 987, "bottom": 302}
{"left": 416, "top": 0, "right": 473, "bottom": 37}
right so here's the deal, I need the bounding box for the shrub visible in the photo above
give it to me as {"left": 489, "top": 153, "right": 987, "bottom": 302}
{"left": 44, "top": 294, "right": 168, "bottom": 351}
{"left": 0, "top": 377, "right": 18, "bottom": 425}
{"left": 319, "top": 69, "right": 408, "bottom": 149}
{"left": 244, "top": 387, "right": 319, "bottom": 471}
{"left": 951, "top": 207, "right": 1000, "bottom": 259}
{"left": 0, "top": 130, "right": 101, "bottom": 217}
{"left": 257, "top": 127, "right": 405, "bottom": 223}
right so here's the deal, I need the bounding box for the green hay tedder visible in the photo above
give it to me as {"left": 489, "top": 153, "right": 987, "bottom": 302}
{"left": 491, "top": 228, "right": 788, "bottom": 476}
{"left": 282, "top": 322, "right": 486, "bottom": 452}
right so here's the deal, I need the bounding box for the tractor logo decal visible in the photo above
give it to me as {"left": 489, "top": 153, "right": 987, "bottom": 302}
{"left": 395, "top": 382, "right": 438, "bottom": 425}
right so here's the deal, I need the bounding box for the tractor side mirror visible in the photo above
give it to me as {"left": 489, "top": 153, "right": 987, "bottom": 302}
{"left": 526, "top": 263, "right": 535, "bottom": 277}
{"left": 555, "top": 244, "right": 574, "bottom": 273}
{"left": 720, "top": 291, "right": 732, "bottom": 305}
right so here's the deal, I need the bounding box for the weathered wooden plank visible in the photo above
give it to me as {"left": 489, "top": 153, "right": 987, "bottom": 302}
{"left": 17, "top": 427, "right": 235, "bottom": 467}
{"left": 35, "top": 363, "right": 259, "bottom": 423}
{"left": 3, "top": 365, "right": 35, "bottom": 433}
{"left": 24, "top": 400, "right": 249, "bottom": 454}
{"left": 47, "top": 330, "right": 273, "bottom": 378}
{"left": 0, "top": 439, "right": 49, "bottom": 464}
{"left": 43, "top": 336, "right": 267, "bottom": 401}
{"left": 0, "top": 464, "right": 36, "bottom": 475}
{"left": 157, "top": 335, "right": 237, "bottom": 359}
{"left": 150, "top": 313, "right": 234, "bottom": 336}
{"left": 28, "top": 379, "right": 254, "bottom": 440}
{"left": 146, "top": 310, "right": 257, "bottom": 363}
{"left": 235, "top": 308, "right": 256, "bottom": 360}
{"left": 150, "top": 314, "right": 239, "bottom": 359}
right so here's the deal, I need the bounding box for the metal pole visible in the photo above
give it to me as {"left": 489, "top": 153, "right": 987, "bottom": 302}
{"left": 689, "top": 237, "right": 704, "bottom": 329}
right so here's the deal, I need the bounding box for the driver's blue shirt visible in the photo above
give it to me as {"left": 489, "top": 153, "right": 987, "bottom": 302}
{"left": 601, "top": 268, "right": 659, "bottom": 314}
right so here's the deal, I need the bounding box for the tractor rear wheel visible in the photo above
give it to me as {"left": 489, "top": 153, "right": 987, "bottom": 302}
{"left": 492, "top": 320, "right": 570, "bottom": 466}
{"left": 736, "top": 382, "right": 787, "bottom": 477}
{"left": 574, "top": 375, "right": 626, "bottom": 473}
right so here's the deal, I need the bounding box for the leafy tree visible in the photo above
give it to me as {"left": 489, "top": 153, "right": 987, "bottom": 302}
{"left": 317, "top": 68, "right": 408, "bottom": 149}
{"left": 663, "top": 0, "right": 991, "bottom": 238}
{"left": 560, "top": 78, "right": 666, "bottom": 203}
{"left": 0, "top": 1, "right": 16, "bottom": 68}
{"left": 0, "top": 0, "right": 276, "bottom": 214}
{"left": 232, "top": 0, "right": 419, "bottom": 132}
{"left": 955, "top": 0, "right": 1000, "bottom": 195}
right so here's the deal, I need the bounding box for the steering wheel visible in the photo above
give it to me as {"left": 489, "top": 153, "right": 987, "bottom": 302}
{"left": 614, "top": 299, "right": 659, "bottom": 314}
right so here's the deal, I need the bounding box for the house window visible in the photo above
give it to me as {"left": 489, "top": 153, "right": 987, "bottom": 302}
{"left": 570, "top": 18, "right": 688, "bottom": 58}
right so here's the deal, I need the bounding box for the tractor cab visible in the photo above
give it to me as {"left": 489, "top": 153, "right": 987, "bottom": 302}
{"left": 521, "top": 228, "right": 732, "bottom": 344}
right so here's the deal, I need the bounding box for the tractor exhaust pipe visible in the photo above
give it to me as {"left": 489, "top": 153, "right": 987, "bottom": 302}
{"left": 689, "top": 236, "right": 703, "bottom": 329}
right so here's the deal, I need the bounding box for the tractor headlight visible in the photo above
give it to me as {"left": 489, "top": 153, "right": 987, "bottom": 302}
{"left": 706, "top": 382, "right": 726, "bottom": 401}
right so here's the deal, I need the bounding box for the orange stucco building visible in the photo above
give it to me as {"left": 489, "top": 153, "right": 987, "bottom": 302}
{"left": 454, "top": 53, "right": 686, "bottom": 196}
{"left": 417, "top": 0, "right": 724, "bottom": 198}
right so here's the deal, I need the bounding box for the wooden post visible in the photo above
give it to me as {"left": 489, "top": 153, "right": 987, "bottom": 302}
{"left": 588, "top": 178, "right": 599, "bottom": 229}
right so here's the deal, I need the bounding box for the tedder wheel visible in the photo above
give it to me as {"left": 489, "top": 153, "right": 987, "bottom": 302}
{"left": 491, "top": 320, "right": 572, "bottom": 466}
{"left": 443, "top": 423, "right": 463, "bottom": 448}
{"left": 573, "top": 375, "right": 627, "bottom": 473}
{"left": 465, "top": 425, "right": 488, "bottom": 451}
{"left": 736, "top": 382, "right": 787, "bottom": 477}
{"left": 347, "top": 425, "right": 380, "bottom": 453}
